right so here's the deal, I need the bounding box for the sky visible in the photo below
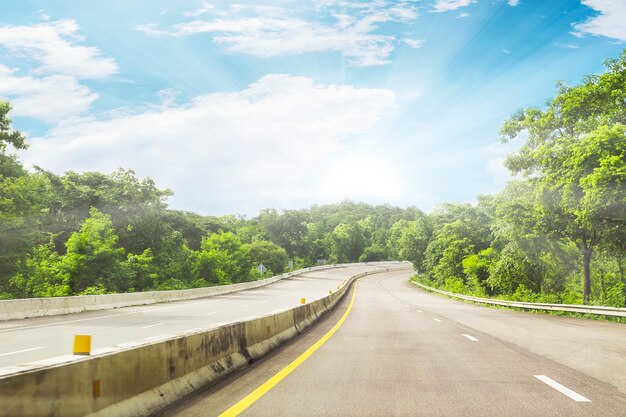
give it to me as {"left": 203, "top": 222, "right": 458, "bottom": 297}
{"left": 0, "top": 0, "right": 624, "bottom": 216}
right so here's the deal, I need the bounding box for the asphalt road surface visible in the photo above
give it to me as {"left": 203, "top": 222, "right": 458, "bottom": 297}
{"left": 159, "top": 269, "right": 626, "bottom": 417}
{"left": 0, "top": 263, "right": 399, "bottom": 370}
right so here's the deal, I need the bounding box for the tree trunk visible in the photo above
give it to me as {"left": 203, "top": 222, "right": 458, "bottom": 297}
{"left": 583, "top": 248, "right": 592, "bottom": 304}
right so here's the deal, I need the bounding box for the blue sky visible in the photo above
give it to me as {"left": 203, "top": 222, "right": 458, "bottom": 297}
{"left": 1, "top": 0, "right": 624, "bottom": 215}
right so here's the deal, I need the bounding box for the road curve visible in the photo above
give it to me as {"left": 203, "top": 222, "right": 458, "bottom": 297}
{"left": 0, "top": 263, "right": 399, "bottom": 370}
{"left": 159, "top": 269, "right": 626, "bottom": 417}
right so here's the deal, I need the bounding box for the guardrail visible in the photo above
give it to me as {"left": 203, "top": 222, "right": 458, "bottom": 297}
{"left": 0, "top": 263, "right": 413, "bottom": 417}
{"left": 412, "top": 281, "right": 626, "bottom": 318}
{"left": 0, "top": 261, "right": 407, "bottom": 321}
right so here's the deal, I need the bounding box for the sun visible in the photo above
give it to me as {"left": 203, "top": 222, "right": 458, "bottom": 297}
{"left": 317, "top": 153, "right": 405, "bottom": 202}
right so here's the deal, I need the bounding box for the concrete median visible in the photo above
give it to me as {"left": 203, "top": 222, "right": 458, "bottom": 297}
{"left": 0, "top": 264, "right": 410, "bottom": 417}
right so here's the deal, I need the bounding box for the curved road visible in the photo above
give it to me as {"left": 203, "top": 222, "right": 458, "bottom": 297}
{"left": 160, "top": 269, "right": 626, "bottom": 417}
{"left": 0, "top": 263, "right": 400, "bottom": 371}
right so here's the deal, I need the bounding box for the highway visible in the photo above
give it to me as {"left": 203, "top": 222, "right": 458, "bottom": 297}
{"left": 0, "top": 263, "right": 397, "bottom": 370}
{"left": 159, "top": 269, "right": 626, "bottom": 417}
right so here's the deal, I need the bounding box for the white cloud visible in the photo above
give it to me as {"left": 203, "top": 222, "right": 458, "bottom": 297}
{"left": 0, "top": 65, "right": 97, "bottom": 122}
{"left": 0, "top": 20, "right": 117, "bottom": 122}
{"left": 183, "top": 2, "right": 215, "bottom": 17}
{"left": 22, "top": 75, "right": 396, "bottom": 214}
{"left": 507, "top": 0, "right": 520, "bottom": 6}
{"left": 0, "top": 19, "right": 118, "bottom": 79}
{"left": 403, "top": 38, "right": 425, "bottom": 48}
{"left": 140, "top": 1, "right": 419, "bottom": 66}
{"left": 458, "top": 12, "right": 470, "bottom": 18}
{"left": 432, "top": 0, "right": 476, "bottom": 13}
{"left": 573, "top": 0, "right": 626, "bottom": 41}
{"left": 135, "top": 23, "right": 169, "bottom": 37}
{"left": 37, "top": 9, "right": 51, "bottom": 21}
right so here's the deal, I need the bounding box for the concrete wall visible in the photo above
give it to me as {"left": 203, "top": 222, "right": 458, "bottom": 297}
{"left": 0, "top": 262, "right": 402, "bottom": 321}
{"left": 0, "top": 265, "right": 409, "bottom": 417}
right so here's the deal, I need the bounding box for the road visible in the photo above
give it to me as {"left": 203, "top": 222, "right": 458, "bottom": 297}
{"left": 0, "top": 263, "right": 398, "bottom": 370}
{"left": 159, "top": 269, "right": 626, "bottom": 417}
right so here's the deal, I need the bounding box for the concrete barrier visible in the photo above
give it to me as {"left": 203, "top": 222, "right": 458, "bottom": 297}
{"left": 0, "top": 264, "right": 412, "bottom": 417}
{"left": 0, "top": 261, "right": 406, "bottom": 321}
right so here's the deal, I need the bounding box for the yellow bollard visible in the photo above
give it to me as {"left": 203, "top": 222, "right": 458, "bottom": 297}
{"left": 73, "top": 335, "right": 91, "bottom": 355}
{"left": 300, "top": 297, "right": 306, "bottom": 304}
{"left": 329, "top": 290, "right": 332, "bottom": 295}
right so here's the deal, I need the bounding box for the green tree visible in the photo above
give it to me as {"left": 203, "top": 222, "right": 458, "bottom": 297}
{"left": 500, "top": 51, "right": 626, "bottom": 302}
{"left": 330, "top": 223, "right": 365, "bottom": 263}
{"left": 388, "top": 216, "right": 432, "bottom": 270}
{"left": 9, "top": 240, "right": 70, "bottom": 297}
{"left": 199, "top": 231, "right": 252, "bottom": 282}
{"left": 248, "top": 240, "right": 289, "bottom": 275}
{"left": 63, "top": 208, "right": 129, "bottom": 293}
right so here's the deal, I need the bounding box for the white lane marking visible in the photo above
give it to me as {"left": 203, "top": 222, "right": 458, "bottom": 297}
{"left": 405, "top": 304, "right": 411, "bottom": 307}
{"left": 1, "top": 311, "right": 142, "bottom": 332}
{"left": 0, "top": 346, "right": 46, "bottom": 357}
{"left": 141, "top": 323, "right": 165, "bottom": 329}
{"left": 416, "top": 309, "right": 423, "bottom": 313}
{"left": 433, "top": 318, "right": 442, "bottom": 323}
{"left": 534, "top": 375, "right": 591, "bottom": 402}
{"left": 462, "top": 334, "right": 479, "bottom": 342}
{"left": 204, "top": 311, "right": 219, "bottom": 315}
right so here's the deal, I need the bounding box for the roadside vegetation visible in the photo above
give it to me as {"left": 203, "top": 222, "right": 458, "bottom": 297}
{"left": 1, "top": 51, "right": 624, "bottom": 307}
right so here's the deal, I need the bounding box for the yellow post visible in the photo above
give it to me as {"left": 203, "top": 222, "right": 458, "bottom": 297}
{"left": 73, "top": 335, "right": 91, "bottom": 355}
{"left": 329, "top": 290, "right": 332, "bottom": 295}
{"left": 300, "top": 297, "right": 306, "bottom": 305}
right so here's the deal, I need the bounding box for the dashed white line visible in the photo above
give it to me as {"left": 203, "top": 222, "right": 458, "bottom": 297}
{"left": 141, "top": 323, "right": 165, "bottom": 329}
{"left": 534, "top": 375, "right": 591, "bottom": 402}
{"left": 0, "top": 311, "right": 141, "bottom": 332}
{"left": 433, "top": 318, "right": 442, "bottom": 323}
{"left": 204, "top": 311, "right": 219, "bottom": 315}
{"left": 462, "top": 334, "right": 479, "bottom": 342}
{"left": 0, "top": 346, "right": 46, "bottom": 357}
{"left": 416, "top": 309, "right": 423, "bottom": 313}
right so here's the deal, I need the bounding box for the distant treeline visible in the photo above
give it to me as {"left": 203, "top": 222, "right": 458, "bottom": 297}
{"left": 1, "top": 50, "right": 625, "bottom": 307}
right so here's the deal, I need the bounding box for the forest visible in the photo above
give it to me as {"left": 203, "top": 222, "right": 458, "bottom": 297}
{"left": 0, "top": 50, "right": 624, "bottom": 307}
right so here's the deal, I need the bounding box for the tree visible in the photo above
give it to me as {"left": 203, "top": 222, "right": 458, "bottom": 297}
{"left": 9, "top": 240, "right": 70, "bottom": 297}
{"left": 359, "top": 244, "right": 387, "bottom": 262}
{"left": 199, "top": 231, "right": 252, "bottom": 282}
{"left": 0, "top": 101, "right": 26, "bottom": 153}
{"left": 256, "top": 209, "right": 309, "bottom": 258}
{"left": 330, "top": 223, "right": 365, "bottom": 263}
{"left": 501, "top": 51, "right": 626, "bottom": 302}
{"left": 388, "top": 216, "right": 432, "bottom": 270}
{"left": 248, "top": 240, "right": 289, "bottom": 275}
{"left": 63, "top": 208, "right": 129, "bottom": 293}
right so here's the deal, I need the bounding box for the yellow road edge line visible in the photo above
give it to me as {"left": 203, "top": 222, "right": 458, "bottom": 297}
{"left": 218, "top": 282, "right": 359, "bottom": 417}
